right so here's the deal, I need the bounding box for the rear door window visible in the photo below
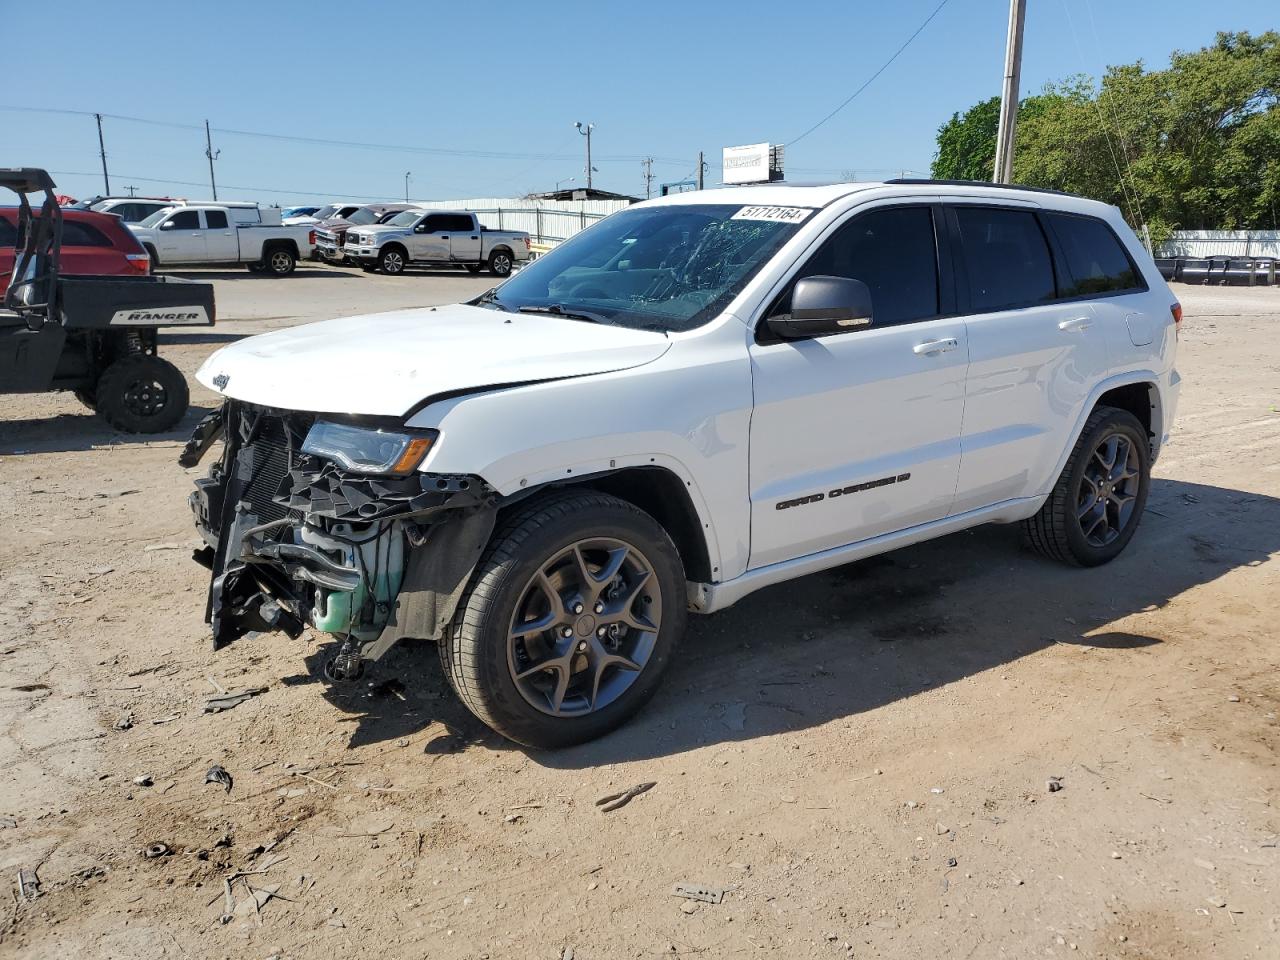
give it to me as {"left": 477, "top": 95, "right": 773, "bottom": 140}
{"left": 953, "top": 206, "right": 1056, "bottom": 312}
{"left": 1044, "top": 212, "right": 1145, "bottom": 296}
{"left": 205, "top": 210, "right": 229, "bottom": 229}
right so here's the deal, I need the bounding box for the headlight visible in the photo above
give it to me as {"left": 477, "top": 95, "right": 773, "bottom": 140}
{"left": 301, "top": 421, "right": 437, "bottom": 476}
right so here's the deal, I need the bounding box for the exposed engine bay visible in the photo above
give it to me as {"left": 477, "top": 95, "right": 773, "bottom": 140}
{"left": 182, "top": 401, "right": 497, "bottom": 679}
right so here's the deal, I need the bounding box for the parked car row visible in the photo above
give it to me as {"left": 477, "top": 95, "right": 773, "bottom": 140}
{"left": 61, "top": 193, "right": 534, "bottom": 279}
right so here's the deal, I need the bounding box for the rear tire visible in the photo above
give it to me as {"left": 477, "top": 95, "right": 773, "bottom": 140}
{"left": 96, "top": 354, "right": 189, "bottom": 434}
{"left": 441, "top": 491, "right": 685, "bottom": 748}
{"left": 1023, "top": 405, "right": 1150, "bottom": 566}
{"left": 264, "top": 246, "right": 297, "bottom": 276}
{"left": 487, "top": 250, "right": 513, "bottom": 277}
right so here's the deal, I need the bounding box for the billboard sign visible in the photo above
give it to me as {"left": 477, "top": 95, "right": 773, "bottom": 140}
{"left": 722, "top": 142, "right": 773, "bottom": 185}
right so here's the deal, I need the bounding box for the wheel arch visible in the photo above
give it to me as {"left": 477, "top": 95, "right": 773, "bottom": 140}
{"left": 1043, "top": 372, "right": 1163, "bottom": 496}
{"left": 262, "top": 238, "right": 299, "bottom": 258}
{"left": 488, "top": 244, "right": 514, "bottom": 259}
{"left": 496, "top": 466, "right": 715, "bottom": 584}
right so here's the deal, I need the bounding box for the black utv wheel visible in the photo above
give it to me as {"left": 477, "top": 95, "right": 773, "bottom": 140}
{"left": 73, "top": 386, "right": 97, "bottom": 410}
{"left": 1023, "top": 405, "right": 1150, "bottom": 567}
{"left": 95, "top": 354, "right": 189, "bottom": 434}
{"left": 264, "top": 246, "right": 297, "bottom": 276}
{"left": 487, "top": 250, "right": 513, "bottom": 277}
{"left": 441, "top": 491, "right": 686, "bottom": 748}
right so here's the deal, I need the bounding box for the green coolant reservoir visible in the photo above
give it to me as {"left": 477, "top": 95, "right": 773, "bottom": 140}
{"left": 304, "top": 523, "right": 405, "bottom": 640}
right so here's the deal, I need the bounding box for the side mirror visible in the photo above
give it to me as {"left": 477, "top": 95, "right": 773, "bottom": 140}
{"left": 160, "top": 221, "right": 175, "bottom": 230}
{"left": 768, "top": 275, "right": 874, "bottom": 340}
{"left": 414, "top": 224, "right": 429, "bottom": 233}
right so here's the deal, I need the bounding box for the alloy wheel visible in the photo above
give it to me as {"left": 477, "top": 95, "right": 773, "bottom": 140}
{"left": 506, "top": 537, "right": 661, "bottom": 718}
{"left": 1076, "top": 432, "right": 1140, "bottom": 547}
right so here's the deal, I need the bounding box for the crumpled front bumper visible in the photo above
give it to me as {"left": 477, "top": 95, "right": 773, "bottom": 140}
{"left": 183, "top": 401, "right": 496, "bottom": 653}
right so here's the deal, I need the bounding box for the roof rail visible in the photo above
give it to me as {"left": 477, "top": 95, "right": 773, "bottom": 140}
{"left": 884, "top": 178, "right": 1076, "bottom": 198}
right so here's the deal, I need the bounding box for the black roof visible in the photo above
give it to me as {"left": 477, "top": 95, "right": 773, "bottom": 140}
{"left": 0, "top": 168, "right": 57, "bottom": 194}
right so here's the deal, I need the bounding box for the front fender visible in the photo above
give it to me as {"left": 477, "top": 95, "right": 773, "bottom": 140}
{"left": 406, "top": 339, "right": 754, "bottom": 580}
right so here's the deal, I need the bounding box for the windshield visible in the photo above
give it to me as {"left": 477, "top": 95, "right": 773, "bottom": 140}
{"left": 138, "top": 207, "right": 177, "bottom": 227}
{"left": 481, "top": 203, "right": 809, "bottom": 333}
{"left": 385, "top": 210, "right": 421, "bottom": 227}
{"left": 311, "top": 204, "right": 338, "bottom": 220}
{"left": 347, "top": 208, "right": 382, "bottom": 225}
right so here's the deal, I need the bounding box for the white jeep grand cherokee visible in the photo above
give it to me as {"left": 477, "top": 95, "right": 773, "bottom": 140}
{"left": 184, "top": 179, "right": 1181, "bottom": 748}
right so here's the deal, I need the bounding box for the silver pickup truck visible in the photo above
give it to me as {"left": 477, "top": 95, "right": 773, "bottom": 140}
{"left": 344, "top": 210, "right": 531, "bottom": 277}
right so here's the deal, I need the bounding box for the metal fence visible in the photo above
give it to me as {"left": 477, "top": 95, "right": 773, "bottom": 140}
{"left": 410, "top": 196, "right": 632, "bottom": 245}
{"left": 1156, "top": 230, "right": 1280, "bottom": 258}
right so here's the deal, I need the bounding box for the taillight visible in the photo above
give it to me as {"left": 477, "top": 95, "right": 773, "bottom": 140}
{"left": 1171, "top": 302, "right": 1182, "bottom": 338}
{"left": 125, "top": 252, "right": 151, "bottom": 275}
{"left": 309, "top": 230, "right": 316, "bottom": 244}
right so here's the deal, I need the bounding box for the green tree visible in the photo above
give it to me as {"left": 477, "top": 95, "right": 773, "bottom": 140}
{"left": 933, "top": 31, "right": 1280, "bottom": 232}
{"left": 932, "top": 96, "right": 999, "bottom": 180}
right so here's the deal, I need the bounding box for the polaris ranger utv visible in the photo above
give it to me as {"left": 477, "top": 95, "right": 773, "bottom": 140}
{"left": 0, "top": 168, "right": 214, "bottom": 433}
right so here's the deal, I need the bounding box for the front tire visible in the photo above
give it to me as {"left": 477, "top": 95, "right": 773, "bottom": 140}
{"left": 441, "top": 491, "right": 686, "bottom": 748}
{"left": 1023, "top": 405, "right": 1150, "bottom": 566}
{"left": 379, "top": 246, "right": 406, "bottom": 275}
{"left": 95, "top": 354, "right": 189, "bottom": 434}
{"left": 487, "top": 250, "right": 513, "bottom": 277}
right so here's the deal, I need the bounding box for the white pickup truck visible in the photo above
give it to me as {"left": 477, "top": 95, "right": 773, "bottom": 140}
{"left": 186, "top": 179, "right": 1180, "bottom": 748}
{"left": 130, "top": 205, "right": 315, "bottom": 275}
{"left": 343, "top": 209, "right": 531, "bottom": 276}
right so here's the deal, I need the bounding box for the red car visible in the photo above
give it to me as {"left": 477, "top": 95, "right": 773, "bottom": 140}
{"left": 1, "top": 207, "right": 150, "bottom": 285}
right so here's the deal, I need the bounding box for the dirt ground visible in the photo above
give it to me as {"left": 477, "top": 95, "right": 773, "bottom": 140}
{"left": 1, "top": 268, "right": 1277, "bottom": 960}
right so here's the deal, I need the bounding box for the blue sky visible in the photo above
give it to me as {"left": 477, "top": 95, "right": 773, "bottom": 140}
{"left": 4, "top": 1, "right": 1273, "bottom": 205}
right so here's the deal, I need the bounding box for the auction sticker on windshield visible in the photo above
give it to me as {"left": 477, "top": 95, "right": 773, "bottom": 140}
{"left": 730, "top": 205, "right": 815, "bottom": 224}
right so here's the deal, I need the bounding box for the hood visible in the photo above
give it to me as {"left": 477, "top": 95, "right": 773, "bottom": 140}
{"left": 315, "top": 217, "right": 354, "bottom": 234}
{"left": 196, "top": 303, "right": 671, "bottom": 418}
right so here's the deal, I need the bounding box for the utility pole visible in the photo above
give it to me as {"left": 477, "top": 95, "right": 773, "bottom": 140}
{"left": 641, "top": 158, "right": 654, "bottom": 199}
{"left": 94, "top": 113, "right": 110, "bottom": 195}
{"left": 126, "top": 185, "right": 137, "bottom": 197}
{"left": 992, "top": 0, "right": 1027, "bottom": 184}
{"left": 696, "top": 151, "right": 705, "bottom": 190}
{"left": 574, "top": 121, "right": 594, "bottom": 190}
{"left": 405, "top": 171, "right": 412, "bottom": 202}
{"left": 204, "top": 119, "right": 220, "bottom": 200}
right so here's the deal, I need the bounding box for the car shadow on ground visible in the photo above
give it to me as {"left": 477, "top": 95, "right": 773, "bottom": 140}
{"left": 301, "top": 477, "right": 1279, "bottom": 762}
{"left": 0, "top": 403, "right": 212, "bottom": 455}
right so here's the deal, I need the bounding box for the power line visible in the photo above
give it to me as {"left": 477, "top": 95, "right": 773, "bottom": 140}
{"left": 0, "top": 104, "right": 689, "bottom": 166}
{"left": 789, "top": 0, "right": 954, "bottom": 147}
{"left": 46, "top": 170, "right": 404, "bottom": 202}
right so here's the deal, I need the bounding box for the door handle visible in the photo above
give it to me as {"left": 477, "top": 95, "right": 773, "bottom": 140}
{"left": 441, "top": 235, "right": 450, "bottom": 239}
{"left": 471, "top": 235, "right": 478, "bottom": 239}
{"left": 913, "top": 337, "right": 960, "bottom": 356}
{"left": 1058, "top": 316, "right": 1092, "bottom": 332}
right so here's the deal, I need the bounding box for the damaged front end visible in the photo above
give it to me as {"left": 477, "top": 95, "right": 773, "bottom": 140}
{"left": 181, "top": 402, "right": 497, "bottom": 678}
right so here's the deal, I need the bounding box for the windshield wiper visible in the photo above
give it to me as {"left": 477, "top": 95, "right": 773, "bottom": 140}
{"left": 517, "top": 303, "right": 610, "bottom": 324}
{"left": 473, "top": 289, "right": 513, "bottom": 312}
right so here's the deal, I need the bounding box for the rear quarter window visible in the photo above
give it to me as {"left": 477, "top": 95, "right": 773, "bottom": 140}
{"left": 1044, "top": 212, "right": 1146, "bottom": 296}
{"left": 61, "top": 221, "right": 112, "bottom": 247}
